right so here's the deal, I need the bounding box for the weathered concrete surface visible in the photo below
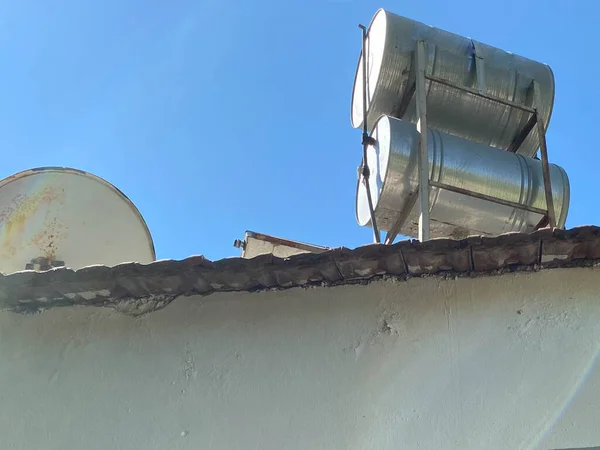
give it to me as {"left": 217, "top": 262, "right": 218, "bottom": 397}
{"left": 239, "top": 230, "right": 329, "bottom": 259}
{"left": 2, "top": 226, "right": 600, "bottom": 316}
{"left": 1, "top": 268, "right": 600, "bottom": 449}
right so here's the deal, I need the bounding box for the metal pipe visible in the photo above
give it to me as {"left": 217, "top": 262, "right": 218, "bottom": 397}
{"left": 508, "top": 113, "right": 537, "bottom": 153}
{"left": 424, "top": 75, "right": 536, "bottom": 114}
{"left": 428, "top": 180, "right": 548, "bottom": 216}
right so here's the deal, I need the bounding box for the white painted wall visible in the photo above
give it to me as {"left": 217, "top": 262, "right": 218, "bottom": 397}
{"left": 2, "top": 267, "right": 600, "bottom": 450}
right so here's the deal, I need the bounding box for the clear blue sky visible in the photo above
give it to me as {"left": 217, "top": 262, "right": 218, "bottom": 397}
{"left": 0, "top": 0, "right": 597, "bottom": 261}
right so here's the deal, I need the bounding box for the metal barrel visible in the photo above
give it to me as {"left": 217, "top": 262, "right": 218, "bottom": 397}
{"left": 356, "top": 116, "right": 569, "bottom": 240}
{"left": 351, "top": 9, "right": 555, "bottom": 158}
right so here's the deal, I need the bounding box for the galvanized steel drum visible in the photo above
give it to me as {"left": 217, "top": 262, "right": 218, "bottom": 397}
{"left": 356, "top": 116, "right": 569, "bottom": 239}
{"left": 0, "top": 167, "right": 156, "bottom": 274}
{"left": 351, "top": 9, "right": 555, "bottom": 157}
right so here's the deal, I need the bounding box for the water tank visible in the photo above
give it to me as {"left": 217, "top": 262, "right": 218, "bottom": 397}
{"left": 351, "top": 9, "right": 555, "bottom": 158}
{"left": 0, "top": 167, "right": 156, "bottom": 274}
{"left": 356, "top": 116, "right": 569, "bottom": 240}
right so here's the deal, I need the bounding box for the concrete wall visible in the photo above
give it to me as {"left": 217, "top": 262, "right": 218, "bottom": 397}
{"left": 2, "top": 267, "right": 600, "bottom": 450}
{"left": 241, "top": 233, "right": 327, "bottom": 259}
{"left": 241, "top": 235, "right": 312, "bottom": 259}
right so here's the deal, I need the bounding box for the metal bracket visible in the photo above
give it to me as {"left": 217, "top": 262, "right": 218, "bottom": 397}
{"left": 391, "top": 64, "right": 416, "bottom": 119}
{"left": 362, "top": 134, "right": 376, "bottom": 146}
{"left": 25, "top": 256, "right": 65, "bottom": 272}
{"left": 382, "top": 40, "right": 431, "bottom": 244}
{"left": 233, "top": 239, "right": 246, "bottom": 250}
{"left": 507, "top": 112, "right": 537, "bottom": 153}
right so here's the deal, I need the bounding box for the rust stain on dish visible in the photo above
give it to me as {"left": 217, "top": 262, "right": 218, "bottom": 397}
{"left": 0, "top": 185, "right": 67, "bottom": 260}
{"left": 29, "top": 216, "right": 67, "bottom": 262}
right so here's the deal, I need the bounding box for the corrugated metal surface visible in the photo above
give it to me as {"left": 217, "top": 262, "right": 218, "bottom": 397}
{"left": 351, "top": 9, "right": 555, "bottom": 157}
{"left": 356, "top": 116, "right": 569, "bottom": 239}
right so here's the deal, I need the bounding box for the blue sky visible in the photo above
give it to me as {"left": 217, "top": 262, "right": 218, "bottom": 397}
{"left": 0, "top": 0, "right": 597, "bottom": 261}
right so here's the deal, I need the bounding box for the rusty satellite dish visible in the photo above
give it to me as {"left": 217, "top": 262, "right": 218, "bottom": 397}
{"left": 0, "top": 167, "right": 156, "bottom": 274}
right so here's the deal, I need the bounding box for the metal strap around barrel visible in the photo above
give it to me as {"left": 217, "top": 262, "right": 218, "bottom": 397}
{"left": 471, "top": 40, "right": 487, "bottom": 94}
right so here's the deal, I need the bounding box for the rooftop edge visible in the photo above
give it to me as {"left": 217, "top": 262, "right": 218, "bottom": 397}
{"left": 3, "top": 226, "right": 599, "bottom": 316}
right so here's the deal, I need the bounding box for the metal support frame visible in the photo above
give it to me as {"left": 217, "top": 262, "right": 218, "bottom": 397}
{"left": 533, "top": 81, "right": 557, "bottom": 228}
{"left": 382, "top": 41, "right": 558, "bottom": 245}
{"left": 358, "top": 24, "right": 381, "bottom": 244}
{"left": 415, "top": 40, "right": 431, "bottom": 243}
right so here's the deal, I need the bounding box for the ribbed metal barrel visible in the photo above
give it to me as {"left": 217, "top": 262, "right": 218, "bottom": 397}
{"left": 356, "top": 116, "right": 569, "bottom": 239}
{"left": 351, "top": 9, "right": 555, "bottom": 157}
